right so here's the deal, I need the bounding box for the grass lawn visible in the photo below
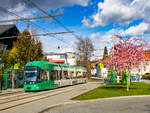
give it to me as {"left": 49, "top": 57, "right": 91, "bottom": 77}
{"left": 73, "top": 82, "right": 150, "bottom": 100}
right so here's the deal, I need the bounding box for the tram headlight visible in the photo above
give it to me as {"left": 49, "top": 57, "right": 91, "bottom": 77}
{"left": 29, "top": 81, "right": 35, "bottom": 84}
{"left": 32, "top": 81, "right": 35, "bottom": 84}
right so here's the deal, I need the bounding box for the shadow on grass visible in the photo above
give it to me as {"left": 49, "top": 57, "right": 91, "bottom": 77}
{"left": 103, "top": 85, "right": 139, "bottom": 90}
{"left": 103, "top": 84, "right": 126, "bottom": 89}
{"left": 103, "top": 86, "right": 125, "bottom": 89}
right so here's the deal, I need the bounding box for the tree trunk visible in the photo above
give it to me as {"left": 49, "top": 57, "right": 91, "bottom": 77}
{"left": 126, "top": 70, "right": 130, "bottom": 91}
{"left": 87, "top": 60, "right": 91, "bottom": 79}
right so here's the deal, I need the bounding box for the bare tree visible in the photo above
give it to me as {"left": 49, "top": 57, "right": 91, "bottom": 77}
{"left": 76, "top": 37, "right": 94, "bottom": 79}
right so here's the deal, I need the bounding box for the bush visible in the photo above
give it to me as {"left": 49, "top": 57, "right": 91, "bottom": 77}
{"left": 135, "top": 73, "right": 140, "bottom": 76}
{"left": 142, "top": 73, "right": 150, "bottom": 80}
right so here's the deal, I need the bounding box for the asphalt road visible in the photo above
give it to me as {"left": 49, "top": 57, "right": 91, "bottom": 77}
{"left": 0, "top": 82, "right": 103, "bottom": 113}
{"left": 45, "top": 96, "right": 150, "bottom": 113}
{"left": 1, "top": 80, "right": 150, "bottom": 113}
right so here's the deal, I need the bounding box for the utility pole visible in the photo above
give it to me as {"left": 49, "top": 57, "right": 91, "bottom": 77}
{"left": 112, "top": 35, "right": 115, "bottom": 55}
{"left": 112, "top": 35, "right": 117, "bottom": 83}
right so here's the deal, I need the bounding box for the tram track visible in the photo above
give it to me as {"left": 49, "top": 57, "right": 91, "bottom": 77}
{"left": 0, "top": 84, "right": 85, "bottom": 111}
{"left": 0, "top": 84, "right": 85, "bottom": 104}
{"left": 0, "top": 92, "right": 31, "bottom": 101}
{"left": 0, "top": 89, "right": 60, "bottom": 104}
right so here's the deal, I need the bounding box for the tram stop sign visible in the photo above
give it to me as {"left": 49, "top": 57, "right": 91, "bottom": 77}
{"left": 14, "top": 64, "right": 19, "bottom": 69}
{"left": 99, "top": 63, "right": 104, "bottom": 69}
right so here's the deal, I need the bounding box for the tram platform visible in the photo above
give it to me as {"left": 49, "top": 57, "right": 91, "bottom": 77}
{"left": 0, "top": 88, "right": 24, "bottom": 96}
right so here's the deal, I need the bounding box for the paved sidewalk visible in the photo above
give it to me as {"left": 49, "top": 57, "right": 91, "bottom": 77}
{"left": 0, "top": 88, "right": 24, "bottom": 96}
{"left": 1, "top": 82, "right": 103, "bottom": 113}
{"left": 45, "top": 95, "right": 150, "bottom": 113}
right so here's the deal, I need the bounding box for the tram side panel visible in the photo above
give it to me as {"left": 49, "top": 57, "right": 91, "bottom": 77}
{"left": 24, "top": 66, "right": 87, "bottom": 91}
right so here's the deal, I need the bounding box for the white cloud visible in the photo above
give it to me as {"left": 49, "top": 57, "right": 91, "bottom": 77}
{"left": 8, "top": 3, "right": 25, "bottom": 12}
{"left": 0, "top": 0, "right": 90, "bottom": 21}
{"left": 1, "top": 0, "right": 90, "bottom": 10}
{"left": 124, "top": 22, "right": 149, "bottom": 36}
{"left": 39, "top": 32, "right": 77, "bottom": 53}
{"left": 82, "top": 17, "right": 92, "bottom": 28}
{"left": 89, "top": 29, "right": 120, "bottom": 56}
{"left": 82, "top": 0, "right": 150, "bottom": 27}
{"left": 90, "top": 32, "right": 101, "bottom": 38}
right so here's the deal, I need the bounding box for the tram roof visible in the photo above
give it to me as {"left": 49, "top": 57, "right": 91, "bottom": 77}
{"left": 25, "top": 61, "right": 86, "bottom": 70}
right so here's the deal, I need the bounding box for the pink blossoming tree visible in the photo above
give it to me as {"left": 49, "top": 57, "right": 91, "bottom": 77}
{"left": 107, "top": 35, "right": 147, "bottom": 91}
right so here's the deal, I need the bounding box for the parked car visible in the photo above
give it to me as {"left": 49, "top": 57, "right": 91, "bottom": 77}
{"left": 142, "top": 73, "right": 150, "bottom": 80}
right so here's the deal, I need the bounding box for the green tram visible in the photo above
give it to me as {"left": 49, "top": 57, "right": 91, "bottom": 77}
{"left": 24, "top": 61, "right": 87, "bottom": 91}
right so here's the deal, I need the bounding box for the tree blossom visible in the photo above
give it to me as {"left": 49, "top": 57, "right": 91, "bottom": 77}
{"left": 106, "top": 35, "right": 148, "bottom": 91}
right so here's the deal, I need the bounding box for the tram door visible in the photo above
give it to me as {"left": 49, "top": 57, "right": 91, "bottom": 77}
{"left": 57, "top": 71, "right": 61, "bottom": 80}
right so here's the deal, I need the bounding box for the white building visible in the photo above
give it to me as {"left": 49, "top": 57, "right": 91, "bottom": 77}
{"left": 44, "top": 49, "right": 76, "bottom": 65}
{"left": 131, "top": 61, "right": 150, "bottom": 75}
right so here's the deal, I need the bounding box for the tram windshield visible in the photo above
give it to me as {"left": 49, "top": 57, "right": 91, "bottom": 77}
{"left": 24, "top": 66, "right": 38, "bottom": 82}
{"left": 25, "top": 72, "right": 37, "bottom": 82}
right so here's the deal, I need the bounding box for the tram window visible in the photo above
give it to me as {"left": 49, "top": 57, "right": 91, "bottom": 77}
{"left": 49, "top": 71, "right": 54, "bottom": 80}
{"left": 80, "top": 72, "right": 83, "bottom": 78}
{"left": 44, "top": 71, "right": 48, "bottom": 81}
{"left": 60, "top": 70, "right": 62, "bottom": 80}
{"left": 63, "top": 71, "right": 67, "bottom": 79}
{"left": 40, "top": 70, "right": 43, "bottom": 81}
{"left": 66, "top": 71, "right": 69, "bottom": 79}
{"left": 77, "top": 71, "right": 81, "bottom": 78}
{"left": 70, "top": 72, "right": 72, "bottom": 78}
{"left": 45, "top": 71, "right": 47, "bottom": 80}
{"left": 49, "top": 71, "right": 58, "bottom": 80}
{"left": 76, "top": 71, "right": 78, "bottom": 78}
{"left": 37, "top": 71, "right": 40, "bottom": 82}
{"left": 72, "top": 71, "right": 76, "bottom": 79}
{"left": 57, "top": 70, "right": 62, "bottom": 80}
{"left": 40, "top": 70, "right": 47, "bottom": 81}
{"left": 83, "top": 72, "right": 87, "bottom": 78}
{"left": 70, "top": 71, "right": 74, "bottom": 79}
{"left": 37, "top": 76, "right": 40, "bottom": 82}
{"left": 79, "top": 71, "right": 83, "bottom": 78}
{"left": 53, "top": 71, "right": 58, "bottom": 80}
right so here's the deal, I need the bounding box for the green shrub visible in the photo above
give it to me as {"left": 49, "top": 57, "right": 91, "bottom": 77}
{"left": 135, "top": 73, "right": 140, "bottom": 76}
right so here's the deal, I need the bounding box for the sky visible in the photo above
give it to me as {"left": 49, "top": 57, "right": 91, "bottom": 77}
{"left": 0, "top": 0, "right": 150, "bottom": 56}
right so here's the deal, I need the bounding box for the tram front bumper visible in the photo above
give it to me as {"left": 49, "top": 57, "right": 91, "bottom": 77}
{"left": 24, "top": 84, "right": 40, "bottom": 91}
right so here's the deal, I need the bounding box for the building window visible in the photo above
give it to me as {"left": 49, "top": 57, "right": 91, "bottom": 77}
{"left": 138, "top": 69, "right": 140, "bottom": 73}
{"left": 60, "top": 55, "right": 65, "bottom": 59}
{"left": 0, "top": 44, "right": 7, "bottom": 50}
{"left": 144, "top": 66, "right": 146, "bottom": 71}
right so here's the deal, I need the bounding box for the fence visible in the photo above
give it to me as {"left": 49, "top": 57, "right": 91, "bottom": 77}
{"left": 4, "top": 69, "right": 24, "bottom": 89}
{"left": 130, "top": 74, "right": 141, "bottom": 82}
{"left": 104, "top": 70, "right": 117, "bottom": 84}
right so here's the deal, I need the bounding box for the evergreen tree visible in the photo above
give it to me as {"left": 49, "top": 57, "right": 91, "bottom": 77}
{"left": 103, "top": 46, "right": 108, "bottom": 59}
{"left": 4, "top": 28, "right": 43, "bottom": 69}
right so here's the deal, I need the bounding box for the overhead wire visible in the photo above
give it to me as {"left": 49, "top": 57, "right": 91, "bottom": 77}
{"left": 0, "top": 6, "right": 69, "bottom": 45}
{"left": 25, "top": 0, "right": 81, "bottom": 40}
{"left": 0, "top": 15, "right": 61, "bottom": 23}
{"left": 0, "top": 31, "right": 74, "bottom": 40}
{"left": 0, "top": 6, "right": 52, "bottom": 36}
